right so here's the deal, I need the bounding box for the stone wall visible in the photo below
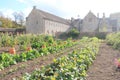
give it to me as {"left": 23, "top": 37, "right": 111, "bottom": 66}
{"left": 26, "top": 9, "right": 44, "bottom": 34}
{"left": 45, "top": 19, "right": 69, "bottom": 36}
{"left": 79, "top": 32, "right": 109, "bottom": 39}
{"left": 82, "top": 11, "right": 98, "bottom": 32}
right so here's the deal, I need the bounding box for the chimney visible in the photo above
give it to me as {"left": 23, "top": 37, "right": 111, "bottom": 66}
{"left": 97, "top": 13, "right": 99, "bottom": 18}
{"left": 33, "top": 6, "right": 36, "bottom": 9}
{"left": 103, "top": 13, "right": 105, "bottom": 18}
{"left": 71, "top": 17, "right": 74, "bottom": 22}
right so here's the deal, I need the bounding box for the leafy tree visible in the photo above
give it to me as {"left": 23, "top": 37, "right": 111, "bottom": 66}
{"left": 0, "top": 11, "right": 3, "bottom": 17}
{"left": 0, "top": 16, "right": 24, "bottom": 28}
{"left": 67, "top": 28, "right": 80, "bottom": 38}
{"left": 0, "top": 17, "right": 13, "bottom": 28}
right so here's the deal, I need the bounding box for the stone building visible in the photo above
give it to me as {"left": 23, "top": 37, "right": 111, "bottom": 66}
{"left": 26, "top": 6, "right": 70, "bottom": 35}
{"left": 26, "top": 7, "right": 120, "bottom": 35}
{"left": 82, "top": 11, "right": 99, "bottom": 32}
{"left": 110, "top": 12, "right": 120, "bottom": 31}
{"left": 71, "top": 11, "right": 120, "bottom": 32}
{"left": 97, "top": 13, "right": 112, "bottom": 32}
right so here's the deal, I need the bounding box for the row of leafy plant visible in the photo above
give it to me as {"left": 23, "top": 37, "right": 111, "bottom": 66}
{"left": 18, "top": 37, "right": 99, "bottom": 80}
{"left": 0, "top": 33, "right": 54, "bottom": 48}
{"left": 0, "top": 36, "right": 79, "bottom": 70}
{"left": 0, "top": 33, "right": 78, "bottom": 51}
{"left": 106, "top": 32, "right": 120, "bottom": 50}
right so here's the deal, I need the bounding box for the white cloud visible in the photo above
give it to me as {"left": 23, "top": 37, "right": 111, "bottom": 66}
{"left": 7, "top": 0, "right": 120, "bottom": 19}
{"left": 31, "top": 0, "right": 58, "bottom": 5}
{"left": 17, "top": 0, "right": 27, "bottom": 3}
{"left": 23, "top": 7, "right": 32, "bottom": 17}
{"left": 24, "top": 0, "right": 115, "bottom": 18}
{"left": 0, "top": 7, "right": 32, "bottom": 21}
{"left": 0, "top": 8, "right": 15, "bottom": 19}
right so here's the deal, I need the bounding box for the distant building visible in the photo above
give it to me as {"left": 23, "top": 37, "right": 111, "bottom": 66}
{"left": 110, "top": 12, "right": 120, "bottom": 31}
{"left": 26, "top": 6, "right": 70, "bottom": 35}
{"left": 71, "top": 11, "right": 120, "bottom": 32}
{"left": 98, "top": 13, "right": 112, "bottom": 32}
{"left": 82, "top": 11, "right": 99, "bottom": 32}
{"left": 26, "top": 6, "right": 120, "bottom": 35}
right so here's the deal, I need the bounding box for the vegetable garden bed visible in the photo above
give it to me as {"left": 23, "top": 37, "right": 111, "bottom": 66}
{"left": 0, "top": 33, "right": 100, "bottom": 80}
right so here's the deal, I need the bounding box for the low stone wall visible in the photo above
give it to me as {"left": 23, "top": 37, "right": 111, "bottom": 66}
{"left": 57, "top": 32, "right": 111, "bottom": 39}
{"left": 0, "top": 28, "right": 26, "bottom": 35}
{"left": 79, "top": 32, "right": 110, "bottom": 39}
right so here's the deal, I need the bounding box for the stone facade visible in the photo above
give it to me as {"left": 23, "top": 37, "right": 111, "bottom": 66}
{"left": 26, "top": 7, "right": 44, "bottom": 34}
{"left": 110, "top": 13, "right": 120, "bottom": 31}
{"left": 26, "top": 7, "right": 120, "bottom": 35}
{"left": 26, "top": 6, "right": 70, "bottom": 35}
{"left": 82, "top": 11, "right": 99, "bottom": 32}
{"left": 71, "top": 11, "right": 120, "bottom": 32}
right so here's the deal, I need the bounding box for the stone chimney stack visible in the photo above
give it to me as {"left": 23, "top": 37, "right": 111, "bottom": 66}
{"left": 33, "top": 6, "right": 36, "bottom": 9}
{"left": 103, "top": 13, "right": 105, "bottom": 18}
{"left": 97, "top": 13, "right": 99, "bottom": 18}
{"left": 71, "top": 17, "right": 74, "bottom": 22}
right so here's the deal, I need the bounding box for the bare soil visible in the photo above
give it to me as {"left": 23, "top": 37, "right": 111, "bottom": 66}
{"left": 86, "top": 43, "right": 120, "bottom": 80}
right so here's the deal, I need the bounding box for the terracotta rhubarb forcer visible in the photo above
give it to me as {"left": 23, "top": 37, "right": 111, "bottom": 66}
{"left": 42, "top": 45, "right": 46, "bottom": 49}
{"left": 26, "top": 46, "right": 32, "bottom": 51}
{"left": 9, "top": 47, "right": 16, "bottom": 54}
{"left": 114, "top": 58, "right": 120, "bottom": 68}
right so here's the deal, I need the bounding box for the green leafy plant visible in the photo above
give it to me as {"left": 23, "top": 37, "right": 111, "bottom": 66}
{"left": 20, "top": 37, "right": 99, "bottom": 80}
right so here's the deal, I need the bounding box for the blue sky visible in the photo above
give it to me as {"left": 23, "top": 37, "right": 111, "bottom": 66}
{"left": 0, "top": 0, "right": 120, "bottom": 20}
{"left": 0, "top": 0, "right": 26, "bottom": 11}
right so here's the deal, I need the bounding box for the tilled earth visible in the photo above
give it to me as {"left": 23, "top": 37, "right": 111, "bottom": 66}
{"left": 86, "top": 43, "right": 120, "bottom": 80}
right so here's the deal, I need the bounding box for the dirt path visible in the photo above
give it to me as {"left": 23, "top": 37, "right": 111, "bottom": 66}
{"left": 86, "top": 43, "right": 120, "bottom": 80}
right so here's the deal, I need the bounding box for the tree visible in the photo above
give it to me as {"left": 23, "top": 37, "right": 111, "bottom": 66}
{"left": 18, "top": 12, "right": 24, "bottom": 26}
{"left": 0, "top": 17, "right": 13, "bottom": 28}
{"left": 12, "top": 11, "right": 25, "bottom": 27}
{"left": 12, "top": 12, "right": 19, "bottom": 23}
{"left": 0, "top": 11, "right": 3, "bottom": 17}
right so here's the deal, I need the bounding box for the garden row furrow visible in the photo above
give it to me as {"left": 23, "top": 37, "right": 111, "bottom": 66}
{"left": 0, "top": 43, "right": 82, "bottom": 80}
{"left": 15, "top": 37, "right": 99, "bottom": 80}
{"left": 0, "top": 34, "right": 79, "bottom": 71}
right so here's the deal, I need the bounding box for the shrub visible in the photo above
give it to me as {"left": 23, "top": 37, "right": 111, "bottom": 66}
{"left": 67, "top": 28, "right": 79, "bottom": 38}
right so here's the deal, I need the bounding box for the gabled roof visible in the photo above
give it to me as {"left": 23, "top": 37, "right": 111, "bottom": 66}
{"left": 83, "top": 11, "right": 97, "bottom": 19}
{"left": 34, "top": 7, "right": 69, "bottom": 25}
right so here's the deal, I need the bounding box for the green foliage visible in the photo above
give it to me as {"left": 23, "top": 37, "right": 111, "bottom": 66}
{"left": 0, "top": 16, "right": 23, "bottom": 28}
{"left": 67, "top": 28, "right": 80, "bottom": 38}
{"left": 21, "top": 37, "right": 99, "bottom": 80}
{"left": 95, "top": 32, "right": 107, "bottom": 39}
{"left": 106, "top": 32, "right": 120, "bottom": 50}
{"left": 0, "top": 33, "right": 16, "bottom": 47}
{"left": 0, "top": 17, "right": 13, "bottom": 28}
{"left": 0, "top": 34, "right": 79, "bottom": 70}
